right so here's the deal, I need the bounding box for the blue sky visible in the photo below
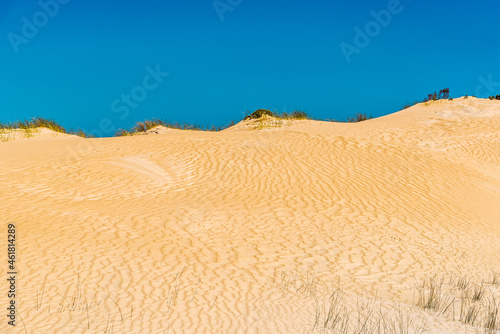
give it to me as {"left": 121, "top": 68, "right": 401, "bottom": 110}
{"left": 0, "top": 0, "right": 499, "bottom": 135}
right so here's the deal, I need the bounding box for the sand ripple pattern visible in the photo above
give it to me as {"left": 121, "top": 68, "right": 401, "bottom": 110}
{"left": 1, "top": 99, "right": 499, "bottom": 333}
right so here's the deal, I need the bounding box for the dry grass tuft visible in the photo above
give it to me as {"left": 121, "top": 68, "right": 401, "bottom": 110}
{"left": 16, "top": 117, "right": 67, "bottom": 133}
{"left": 244, "top": 109, "right": 311, "bottom": 121}
{"left": 68, "top": 129, "right": 95, "bottom": 138}
{"left": 484, "top": 297, "right": 500, "bottom": 333}
{"left": 115, "top": 118, "right": 236, "bottom": 136}
{"left": 415, "top": 276, "right": 454, "bottom": 315}
{"left": 0, "top": 117, "right": 68, "bottom": 139}
{"left": 345, "top": 112, "right": 373, "bottom": 123}
{"left": 489, "top": 271, "right": 500, "bottom": 285}
{"left": 457, "top": 275, "right": 470, "bottom": 291}
{"left": 413, "top": 273, "right": 500, "bottom": 333}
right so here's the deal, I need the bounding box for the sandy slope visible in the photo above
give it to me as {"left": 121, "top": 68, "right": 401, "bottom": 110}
{"left": 1, "top": 97, "right": 500, "bottom": 333}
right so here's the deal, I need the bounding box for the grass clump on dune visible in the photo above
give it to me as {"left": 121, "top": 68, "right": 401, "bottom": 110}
{"left": 402, "top": 101, "right": 422, "bottom": 109}
{"left": 115, "top": 118, "right": 236, "bottom": 136}
{"left": 310, "top": 272, "right": 500, "bottom": 333}
{"left": 0, "top": 116, "right": 67, "bottom": 133}
{"left": 0, "top": 117, "right": 94, "bottom": 139}
{"left": 402, "top": 88, "right": 454, "bottom": 109}
{"left": 413, "top": 273, "right": 500, "bottom": 333}
{"left": 68, "top": 128, "right": 95, "bottom": 138}
{"left": 280, "top": 110, "right": 309, "bottom": 120}
{"left": 415, "top": 276, "right": 454, "bottom": 314}
{"left": 243, "top": 109, "right": 311, "bottom": 121}
{"left": 244, "top": 108, "right": 376, "bottom": 125}
{"left": 345, "top": 112, "right": 373, "bottom": 123}
{"left": 0, "top": 117, "right": 70, "bottom": 140}
{"left": 244, "top": 109, "right": 275, "bottom": 120}
{"left": 242, "top": 109, "right": 311, "bottom": 130}
{"left": 116, "top": 109, "right": 309, "bottom": 136}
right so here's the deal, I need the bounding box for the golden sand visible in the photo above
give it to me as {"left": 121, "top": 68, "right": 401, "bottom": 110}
{"left": 1, "top": 97, "right": 499, "bottom": 333}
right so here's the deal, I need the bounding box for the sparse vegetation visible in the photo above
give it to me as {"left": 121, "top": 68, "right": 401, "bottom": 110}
{"left": 0, "top": 117, "right": 96, "bottom": 139}
{"left": 3, "top": 90, "right": 496, "bottom": 140}
{"left": 489, "top": 271, "right": 500, "bottom": 285}
{"left": 19, "top": 266, "right": 500, "bottom": 333}
{"left": 251, "top": 116, "right": 285, "bottom": 130}
{"left": 415, "top": 276, "right": 454, "bottom": 314}
{"left": 485, "top": 297, "right": 500, "bottom": 333}
{"left": 0, "top": 128, "right": 14, "bottom": 142}
{"left": 271, "top": 270, "right": 427, "bottom": 333}
{"left": 0, "top": 117, "right": 73, "bottom": 140}
{"left": 457, "top": 275, "right": 470, "bottom": 291}
{"left": 115, "top": 118, "right": 236, "bottom": 136}
{"left": 423, "top": 88, "right": 450, "bottom": 102}
{"left": 0, "top": 116, "right": 67, "bottom": 134}
{"left": 313, "top": 293, "right": 419, "bottom": 334}
{"left": 402, "top": 101, "right": 421, "bottom": 109}
{"left": 460, "top": 297, "right": 480, "bottom": 325}
{"left": 114, "top": 128, "right": 134, "bottom": 137}
{"left": 345, "top": 112, "right": 373, "bottom": 123}
{"left": 68, "top": 129, "right": 95, "bottom": 138}
{"left": 279, "top": 110, "right": 309, "bottom": 120}
{"left": 404, "top": 88, "right": 453, "bottom": 109}
{"left": 471, "top": 283, "right": 486, "bottom": 302}
{"left": 240, "top": 109, "right": 311, "bottom": 130}
{"left": 413, "top": 273, "right": 500, "bottom": 333}
{"left": 121, "top": 118, "right": 204, "bottom": 134}
{"left": 244, "top": 109, "right": 275, "bottom": 120}
{"left": 243, "top": 109, "right": 311, "bottom": 121}
{"left": 223, "top": 108, "right": 368, "bottom": 126}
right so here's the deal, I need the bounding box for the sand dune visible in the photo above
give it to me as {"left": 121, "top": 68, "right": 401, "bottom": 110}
{"left": 1, "top": 97, "right": 500, "bottom": 333}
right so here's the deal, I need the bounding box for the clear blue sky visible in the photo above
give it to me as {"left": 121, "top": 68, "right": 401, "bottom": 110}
{"left": 1, "top": 0, "right": 499, "bottom": 136}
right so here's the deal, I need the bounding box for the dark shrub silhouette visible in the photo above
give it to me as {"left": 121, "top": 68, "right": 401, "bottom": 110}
{"left": 438, "top": 88, "right": 450, "bottom": 99}
{"left": 423, "top": 88, "right": 450, "bottom": 102}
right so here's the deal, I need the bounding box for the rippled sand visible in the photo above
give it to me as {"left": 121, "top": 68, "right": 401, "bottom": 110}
{"left": 1, "top": 97, "right": 500, "bottom": 333}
